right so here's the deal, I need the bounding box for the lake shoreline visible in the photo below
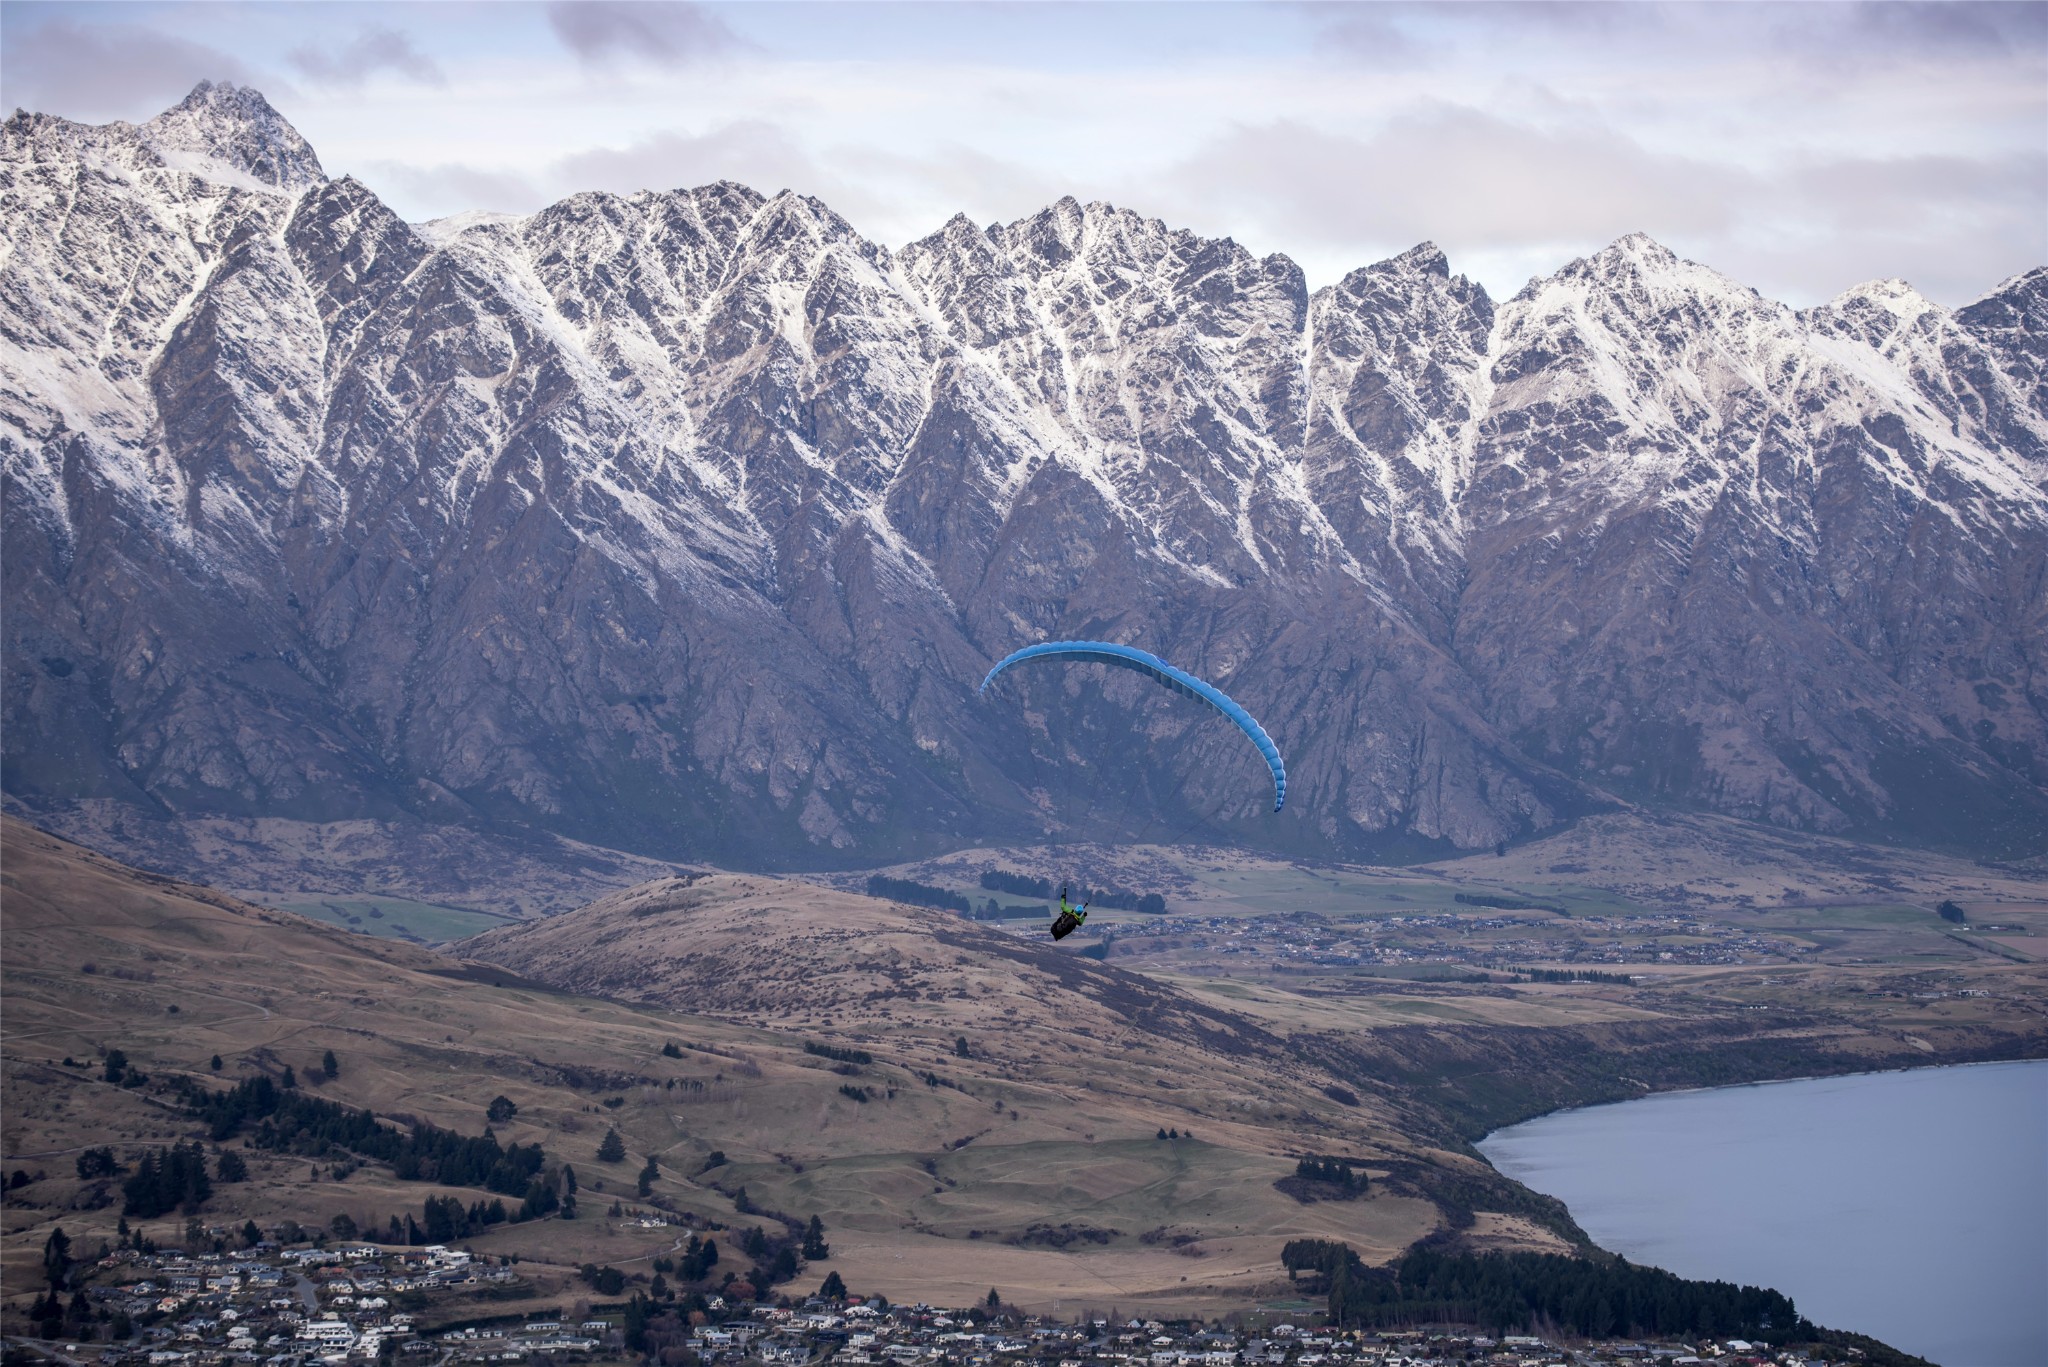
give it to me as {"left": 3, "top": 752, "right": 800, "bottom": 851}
{"left": 1476, "top": 1049, "right": 2048, "bottom": 1142}
{"left": 1478, "top": 1059, "right": 2048, "bottom": 1367}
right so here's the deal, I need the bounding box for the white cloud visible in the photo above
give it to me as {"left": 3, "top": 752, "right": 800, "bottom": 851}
{"left": 289, "top": 27, "right": 444, "bottom": 88}
{"left": 1154, "top": 110, "right": 2047, "bottom": 305}
{"left": 0, "top": 17, "right": 272, "bottom": 122}
{"left": 545, "top": 1, "right": 743, "bottom": 68}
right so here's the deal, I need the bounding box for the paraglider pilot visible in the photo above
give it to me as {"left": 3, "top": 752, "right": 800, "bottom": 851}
{"left": 1050, "top": 885, "right": 1088, "bottom": 940}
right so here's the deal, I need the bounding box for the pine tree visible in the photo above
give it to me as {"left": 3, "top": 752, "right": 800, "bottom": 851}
{"left": 801, "top": 1215, "right": 828, "bottom": 1260}
{"left": 42, "top": 1226, "right": 71, "bottom": 1288}
{"left": 597, "top": 1127, "right": 626, "bottom": 1162}
{"left": 321, "top": 1050, "right": 339, "bottom": 1080}
{"left": 637, "top": 1154, "right": 660, "bottom": 1196}
{"left": 819, "top": 1270, "right": 847, "bottom": 1300}
{"left": 210, "top": 1055, "right": 223, "bottom": 1072}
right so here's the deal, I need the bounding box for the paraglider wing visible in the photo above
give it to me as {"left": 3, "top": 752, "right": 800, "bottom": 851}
{"left": 978, "top": 641, "right": 1287, "bottom": 812}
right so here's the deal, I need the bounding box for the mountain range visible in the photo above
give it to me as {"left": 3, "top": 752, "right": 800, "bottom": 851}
{"left": 5, "top": 82, "right": 2045, "bottom": 872}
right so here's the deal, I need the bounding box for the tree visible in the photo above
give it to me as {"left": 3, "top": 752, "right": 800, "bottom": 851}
{"left": 679, "top": 1235, "right": 718, "bottom": 1281}
{"left": 662, "top": 1042, "right": 683, "bottom": 1058}
{"left": 819, "top": 1271, "right": 847, "bottom": 1301}
{"left": 330, "top": 1214, "right": 359, "bottom": 1240}
{"left": 76, "top": 1148, "right": 118, "bottom": 1180}
{"left": 42, "top": 1226, "right": 71, "bottom": 1288}
{"left": 102, "top": 1050, "right": 128, "bottom": 1084}
{"left": 216, "top": 1150, "right": 248, "bottom": 1183}
{"left": 597, "top": 1128, "right": 626, "bottom": 1163}
{"left": 280, "top": 1065, "right": 298, "bottom": 1090}
{"left": 487, "top": 1095, "right": 518, "bottom": 1123}
{"left": 985, "top": 1287, "right": 1001, "bottom": 1310}
{"left": 122, "top": 1142, "right": 212, "bottom": 1218}
{"left": 801, "top": 1215, "right": 829, "bottom": 1260}
{"left": 1938, "top": 900, "right": 1968, "bottom": 924}
{"left": 562, "top": 1164, "right": 578, "bottom": 1194}
{"left": 241, "top": 1220, "right": 262, "bottom": 1248}
{"left": 321, "top": 1049, "right": 339, "bottom": 1080}
{"left": 210, "top": 1055, "right": 223, "bottom": 1072}
{"left": 954, "top": 1036, "right": 971, "bottom": 1058}
{"left": 638, "top": 1154, "right": 660, "bottom": 1197}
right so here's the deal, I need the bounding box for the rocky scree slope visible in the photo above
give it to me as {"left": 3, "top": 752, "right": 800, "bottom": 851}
{"left": 4, "top": 84, "right": 2045, "bottom": 868}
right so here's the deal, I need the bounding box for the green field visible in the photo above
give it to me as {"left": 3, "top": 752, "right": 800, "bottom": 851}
{"left": 274, "top": 896, "right": 520, "bottom": 944}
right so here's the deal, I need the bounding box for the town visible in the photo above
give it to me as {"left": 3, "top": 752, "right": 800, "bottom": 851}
{"left": 7, "top": 1236, "right": 1882, "bottom": 1367}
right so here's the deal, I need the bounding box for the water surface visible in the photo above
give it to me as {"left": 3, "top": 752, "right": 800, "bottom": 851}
{"left": 1479, "top": 1059, "right": 2048, "bottom": 1367}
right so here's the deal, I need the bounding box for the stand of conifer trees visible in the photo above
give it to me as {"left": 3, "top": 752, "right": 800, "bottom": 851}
{"left": 178, "top": 1076, "right": 545, "bottom": 1197}
{"left": 1281, "top": 1240, "right": 1810, "bottom": 1339}
{"left": 121, "top": 1143, "right": 212, "bottom": 1218}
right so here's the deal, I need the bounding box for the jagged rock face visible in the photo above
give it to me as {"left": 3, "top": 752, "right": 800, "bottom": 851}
{"left": 4, "top": 86, "right": 2044, "bottom": 865}
{"left": 1455, "top": 243, "right": 2048, "bottom": 852}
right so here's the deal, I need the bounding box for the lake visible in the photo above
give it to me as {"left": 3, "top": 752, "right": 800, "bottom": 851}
{"left": 1478, "top": 1059, "right": 2048, "bottom": 1367}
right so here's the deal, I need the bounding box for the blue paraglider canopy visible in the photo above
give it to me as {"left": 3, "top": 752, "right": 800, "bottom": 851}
{"left": 979, "top": 640, "right": 1287, "bottom": 812}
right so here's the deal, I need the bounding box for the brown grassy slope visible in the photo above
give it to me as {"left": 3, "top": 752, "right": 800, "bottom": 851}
{"left": 452, "top": 877, "right": 1509, "bottom": 1256}
{"left": 0, "top": 819, "right": 1489, "bottom": 1312}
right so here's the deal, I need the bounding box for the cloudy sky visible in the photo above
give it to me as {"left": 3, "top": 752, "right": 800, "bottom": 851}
{"left": 4, "top": 1, "right": 2043, "bottom": 304}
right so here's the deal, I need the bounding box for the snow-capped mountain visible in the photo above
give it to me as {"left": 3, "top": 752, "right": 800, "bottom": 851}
{"left": 5, "top": 84, "right": 2043, "bottom": 867}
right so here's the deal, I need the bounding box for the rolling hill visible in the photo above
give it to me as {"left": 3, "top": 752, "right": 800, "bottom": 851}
{"left": 1, "top": 816, "right": 1558, "bottom": 1314}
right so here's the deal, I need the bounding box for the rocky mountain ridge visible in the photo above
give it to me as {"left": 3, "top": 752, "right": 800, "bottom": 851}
{"left": 5, "top": 83, "right": 2044, "bottom": 870}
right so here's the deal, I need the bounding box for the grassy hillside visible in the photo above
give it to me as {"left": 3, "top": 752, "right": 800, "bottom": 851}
{"left": 0, "top": 819, "right": 1490, "bottom": 1316}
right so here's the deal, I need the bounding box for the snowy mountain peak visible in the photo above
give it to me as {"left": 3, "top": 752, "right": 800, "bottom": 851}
{"left": 1826, "top": 277, "right": 1937, "bottom": 314}
{"left": 1967, "top": 266, "right": 2048, "bottom": 313}
{"left": 141, "top": 81, "right": 325, "bottom": 191}
{"left": 1610, "top": 229, "right": 1677, "bottom": 258}
{"left": 1549, "top": 232, "right": 1693, "bottom": 288}
{"left": 1388, "top": 241, "right": 1451, "bottom": 277}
